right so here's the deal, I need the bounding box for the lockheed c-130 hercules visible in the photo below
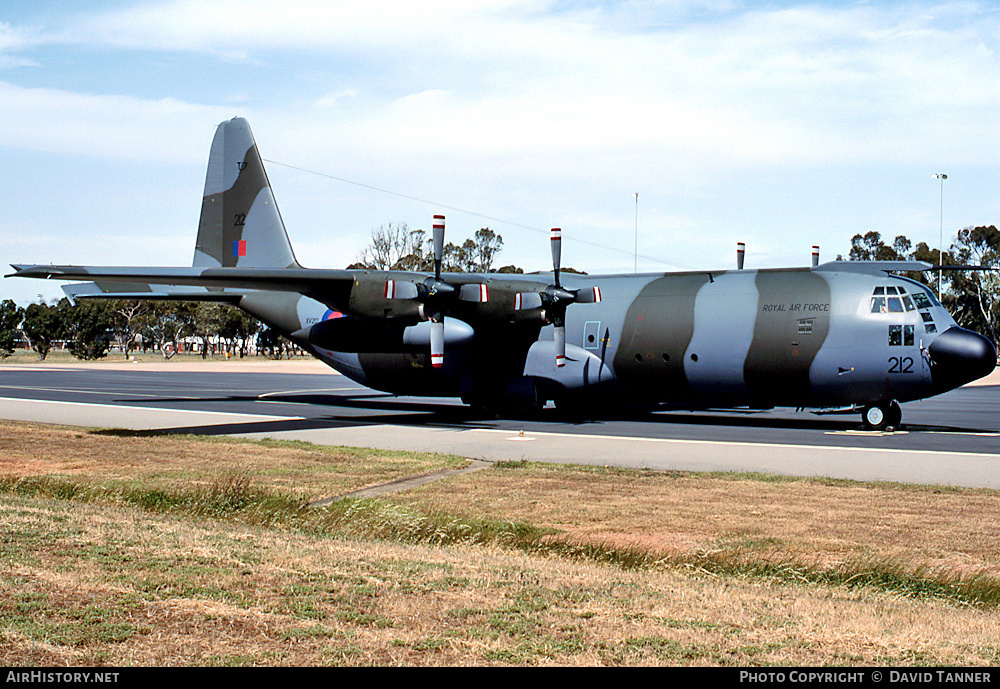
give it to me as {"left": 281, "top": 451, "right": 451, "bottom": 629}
{"left": 9, "top": 118, "right": 997, "bottom": 430}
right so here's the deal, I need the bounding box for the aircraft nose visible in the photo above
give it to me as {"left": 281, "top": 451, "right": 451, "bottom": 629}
{"left": 928, "top": 326, "right": 997, "bottom": 391}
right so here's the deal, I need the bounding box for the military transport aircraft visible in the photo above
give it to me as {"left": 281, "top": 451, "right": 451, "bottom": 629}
{"left": 9, "top": 118, "right": 997, "bottom": 430}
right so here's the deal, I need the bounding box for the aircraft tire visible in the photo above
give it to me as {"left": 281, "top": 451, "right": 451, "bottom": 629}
{"left": 887, "top": 400, "right": 902, "bottom": 428}
{"left": 554, "top": 394, "right": 587, "bottom": 421}
{"left": 862, "top": 404, "right": 886, "bottom": 430}
{"left": 862, "top": 402, "right": 900, "bottom": 431}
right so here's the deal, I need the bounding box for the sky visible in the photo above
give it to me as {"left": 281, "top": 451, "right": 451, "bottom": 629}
{"left": 2, "top": 0, "right": 999, "bottom": 306}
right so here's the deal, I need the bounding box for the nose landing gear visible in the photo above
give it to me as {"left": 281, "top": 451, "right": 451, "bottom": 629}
{"left": 862, "top": 400, "right": 902, "bottom": 431}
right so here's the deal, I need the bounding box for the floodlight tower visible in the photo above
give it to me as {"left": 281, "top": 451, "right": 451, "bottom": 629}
{"left": 932, "top": 173, "right": 947, "bottom": 301}
{"left": 633, "top": 192, "right": 638, "bottom": 273}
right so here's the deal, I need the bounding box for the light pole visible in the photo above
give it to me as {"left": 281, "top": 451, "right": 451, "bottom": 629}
{"left": 633, "top": 192, "right": 638, "bottom": 273}
{"left": 932, "top": 173, "right": 947, "bottom": 301}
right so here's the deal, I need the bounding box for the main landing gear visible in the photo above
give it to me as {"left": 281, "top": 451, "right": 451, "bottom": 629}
{"left": 861, "top": 400, "right": 902, "bottom": 431}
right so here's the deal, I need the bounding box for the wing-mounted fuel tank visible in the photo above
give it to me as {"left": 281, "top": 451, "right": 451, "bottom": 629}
{"left": 293, "top": 315, "right": 474, "bottom": 353}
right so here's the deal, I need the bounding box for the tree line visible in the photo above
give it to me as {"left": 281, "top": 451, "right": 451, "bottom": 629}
{"left": 2, "top": 224, "right": 998, "bottom": 361}
{"left": 843, "top": 225, "right": 1000, "bottom": 346}
{"left": 348, "top": 223, "right": 524, "bottom": 273}
{"left": 0, "top": 299, "right": 295, "bottom": 362}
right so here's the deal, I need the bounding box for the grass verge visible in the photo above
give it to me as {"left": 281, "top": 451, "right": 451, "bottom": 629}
{"left": 4, "top": 468, "right": 1000, "bottom": 610}
{"left": 3, "top": 420, "right": 1000, "bottom": 665}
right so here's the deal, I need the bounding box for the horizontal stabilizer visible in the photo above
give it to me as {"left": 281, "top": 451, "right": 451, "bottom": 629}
{"left": 61, "top": 281, "right": 243, "bottom": 305}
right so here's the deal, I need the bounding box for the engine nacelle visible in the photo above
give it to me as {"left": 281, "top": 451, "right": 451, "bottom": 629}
{"left": 294, "top": 315, "right": 474, "bottom": 353}
{"left": 347, "top": 273, "right": 426, "bottom": 321}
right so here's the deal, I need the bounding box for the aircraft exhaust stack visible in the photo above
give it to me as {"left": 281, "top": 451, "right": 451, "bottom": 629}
{"left": 812, "top": 245, "right": 820, "bottom": 268}
{"left": 737, "top": 242, "right": 745, "bottom": 270}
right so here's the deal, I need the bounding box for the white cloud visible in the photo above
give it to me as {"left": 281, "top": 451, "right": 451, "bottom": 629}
{"left": 1, "top": 1, "right": 999, "bottom": 283}
{"left": 7, "top": 2, "right": 1000, "bottom": 170}
{"left": 0, "top": 81, "right": 232, "bottom": 162}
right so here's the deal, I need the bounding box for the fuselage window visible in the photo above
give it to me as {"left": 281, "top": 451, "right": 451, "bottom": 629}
{"left": 870, "top": 296, "right": 886, "bottom": 313}
{"left": 925, "top": 323, "right": 938, "bottom": 334}
{"left": 904, "top": 325, "right": 914, "bottom": 347}
{"left": 874, "top": 286, "right": 885, "bottom": 295}
{"left": 887, "top": 297, "right": 903, "bottom": 313}
{"left": 902, "top": 296, "right": 915, "bottom": 311}
{"left": 886, "top": 286, "right": 898, "bottom": 295}
{"left": 920, "top": 311, "right": 933, "bottom": 323}
{"left": 889, "top": 325, "right": 902, "bottom": 346}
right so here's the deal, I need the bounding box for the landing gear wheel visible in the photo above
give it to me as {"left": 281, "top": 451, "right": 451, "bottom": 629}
{"left": 886, "top": 400, "right": 902, "bottom": 428}
{"left": 862, "top": 404, "right": 886, "bottom": 430}
{"left": 862, "top": 401, "right": 901, "bottom": 431}
{"left": 554, "top": 395, "right": 586, "bottom": 421}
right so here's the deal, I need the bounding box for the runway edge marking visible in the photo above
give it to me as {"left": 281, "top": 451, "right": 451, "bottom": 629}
{"left": 0, "top": 396, "right": 297, "bottom": 422}
{"left": 475, "top": 428, "right": 1000, "bottom": 460}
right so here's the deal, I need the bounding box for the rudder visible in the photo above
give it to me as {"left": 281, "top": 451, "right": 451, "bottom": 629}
{"left": 193, "top": 118, "right": 300, "bottom": 269}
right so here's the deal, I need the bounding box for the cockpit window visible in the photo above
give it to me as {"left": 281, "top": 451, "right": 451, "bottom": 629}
{"left": 870, "top": 283, "right": 935, "bottom": 315}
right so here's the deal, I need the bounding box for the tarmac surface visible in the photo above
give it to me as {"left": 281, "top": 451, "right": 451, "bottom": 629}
{"left": 2, "top": 356, "right": 999, "bottom": 489}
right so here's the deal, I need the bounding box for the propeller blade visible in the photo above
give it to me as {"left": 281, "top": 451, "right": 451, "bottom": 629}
{"left": 554, "top": 324, "right": 566, "bottom": 368}
{"left": 433, "top": 215, "right": 445, "bottom": 281}
{"left": 550, "top": 227, "right": 562, "bottom": 287}
{"left": 430, "top": 319, "right": 444, "bottom": 368}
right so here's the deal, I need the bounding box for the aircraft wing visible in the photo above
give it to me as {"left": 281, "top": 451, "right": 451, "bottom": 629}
{"left": 6, "top": 263, "right": 556, "bottom": 314}
{"left": 814, "top": 260, "right": 934, "bottom": 274}
{"left": 7, "top": 264, "right": 360, "bottom": 310}
{"left": 814, "top": 260, "right": 998, "bottom": 275}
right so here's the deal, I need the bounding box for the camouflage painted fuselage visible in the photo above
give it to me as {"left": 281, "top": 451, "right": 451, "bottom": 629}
{"left": 275, "top": 264, "right": 968, "bottom": 411}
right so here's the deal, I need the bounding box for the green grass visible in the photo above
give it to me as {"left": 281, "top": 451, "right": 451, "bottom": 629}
{"left": 4, "top": 469, "right": 1000, "bottom": 610}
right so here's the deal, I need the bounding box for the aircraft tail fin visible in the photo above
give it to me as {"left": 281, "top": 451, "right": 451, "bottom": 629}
{"left": 194, "top": 118, "right": 301, "bottom": 269}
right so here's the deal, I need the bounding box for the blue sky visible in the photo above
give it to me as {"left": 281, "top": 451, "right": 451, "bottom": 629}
{"left": 3, "top": 0, "right": 999, "bottom": 306}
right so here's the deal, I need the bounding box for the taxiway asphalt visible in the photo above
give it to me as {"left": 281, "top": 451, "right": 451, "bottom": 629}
{"left": 2, "top": 358, "right": 999, "bottom": 489}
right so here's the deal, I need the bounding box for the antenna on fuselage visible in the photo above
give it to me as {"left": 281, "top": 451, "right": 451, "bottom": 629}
{"left": 812, "top": 245, "right": 819, "bottom": 268}
{"left": 737, "top": 242, "right": 745, "bottom": 270}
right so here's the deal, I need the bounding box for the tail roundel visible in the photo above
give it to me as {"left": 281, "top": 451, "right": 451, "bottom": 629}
{"left": 193, "top": 118, "right": 301, "bottom": 269}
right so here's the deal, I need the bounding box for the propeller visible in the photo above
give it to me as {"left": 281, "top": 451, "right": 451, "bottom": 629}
{"left": 379, "top": 214, "right": 490, "bottom": 369}
{"left": 549, "top": 228, "right": 572, "bottom": 367}
{"left": 511, "top": 228, "right": 602, "bottom": 368}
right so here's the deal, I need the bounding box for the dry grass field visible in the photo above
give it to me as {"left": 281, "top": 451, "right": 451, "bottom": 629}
{"left": 2, "top": 420, "right": 1000, "bottom": 666}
